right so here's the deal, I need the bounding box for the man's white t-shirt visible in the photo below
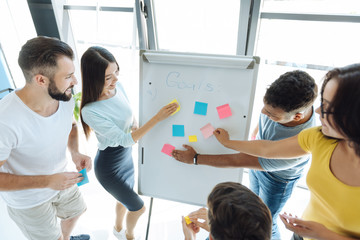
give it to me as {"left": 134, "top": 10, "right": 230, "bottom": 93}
{"left": 0, "top": 91, "right": 74, "bottom": 209}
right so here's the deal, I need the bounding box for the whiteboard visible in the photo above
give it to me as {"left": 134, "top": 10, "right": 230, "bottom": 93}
{"left": 138, "top": 50, "right": 259, "bottom": 206}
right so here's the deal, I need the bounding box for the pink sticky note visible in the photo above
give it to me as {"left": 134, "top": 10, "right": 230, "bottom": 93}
{"left": 217, "top": 104, "right": 232, "bottom": 119}
{"left": 161, "top": 144, "right": 175, "bottom": 156}
{"left": 200, "top": 123, "right": 215, "bottom": 139}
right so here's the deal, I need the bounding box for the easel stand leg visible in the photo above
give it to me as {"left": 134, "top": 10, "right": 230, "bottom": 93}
{"left": 145, "top": 197, "right": 153, "bottom": 240}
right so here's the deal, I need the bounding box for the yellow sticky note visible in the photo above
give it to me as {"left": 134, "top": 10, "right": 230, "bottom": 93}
{"left": 184, "top": 216, "right": 192, "bottom": 224}
{"left": 169, "top": 99, "right": 180, "bottom": 116}
{"left": 189, "top": 135, "right": 197, "bottom": 142}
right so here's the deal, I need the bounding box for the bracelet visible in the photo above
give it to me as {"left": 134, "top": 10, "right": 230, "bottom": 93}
{"left": 193, "top": 153, "right": 199, "bottom": 165}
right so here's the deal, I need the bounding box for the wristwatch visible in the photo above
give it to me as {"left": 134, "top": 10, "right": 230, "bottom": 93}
{"left": 193, "top": 153, "right": 199, "bottom": 165}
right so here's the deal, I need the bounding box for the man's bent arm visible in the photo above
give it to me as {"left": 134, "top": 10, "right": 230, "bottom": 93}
{"left": 172, "top": 146, "right": 264, "bottom": 170}
{"left": 0, "top": 160, "right": 82, "bottom": 191}
{"left": 0, "top": 170, "right": 49, "bottom": 191}
{"left": 0, "top": 159, "right": 49, "bottom": 191}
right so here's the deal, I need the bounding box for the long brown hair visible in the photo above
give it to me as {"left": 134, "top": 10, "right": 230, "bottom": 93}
{"left": 80, "top": 46, "right": 119, "bottom": 139}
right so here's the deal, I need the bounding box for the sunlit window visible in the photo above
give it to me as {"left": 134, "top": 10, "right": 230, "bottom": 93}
{"left": 256, "top": 20, "right": 360, "bottom": 67}
{"left": 154, "top": 0, "right": 240, "bottom": 55}
{"left": 262, "top": 0, "right": 360, "bottom": 14}
{"left": 0, "top": 0, "right": 36, "bottom": 87}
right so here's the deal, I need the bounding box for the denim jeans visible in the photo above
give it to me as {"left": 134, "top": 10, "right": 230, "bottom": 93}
{"left": 249, "top": 170, "right": 300, "bottom": 240}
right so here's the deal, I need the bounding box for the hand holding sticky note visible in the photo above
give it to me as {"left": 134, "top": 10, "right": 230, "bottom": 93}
{"left": 169, "top": 99, "right": 180, "bottom": 115}
{"left": 161, "top": 144, "right": 175, "bottom": 156}
{"left": 184, "top": 216, "right": 192, "bottom": 224}
{"left": 77, "top": 168, "right": 89, "bottom": 186}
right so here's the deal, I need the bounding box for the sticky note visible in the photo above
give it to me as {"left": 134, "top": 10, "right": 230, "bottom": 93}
{"left": 194, "top": 101, "right": 208, "bottom": 116}
{"left": 161, "top": 144, "right": 175, "bottom": 156}
{"left": 169, "top": 99, "right": 180, "bottom": 116}
{"left": 200, "top": 123, "right": 215, "bottom": 139}
{"left": 184, "top": 216, "right": 192, "bottom": 224}
{"left": 77, "top": 168, "right": 89, "bottom": 186}
{"left": 189, "top": 135, "right": 197, "bottom": 142}
{"left": 217, "top": 104, "right": 232, "bottom": 119}
{"left": 173, "top": 125, "right": 185, "bottom": 137}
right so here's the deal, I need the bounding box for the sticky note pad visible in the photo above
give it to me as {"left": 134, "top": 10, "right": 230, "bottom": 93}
{"left": 161, "top": 144, "right": 175, "bottom": 156}
{"left": 189, "top": 135, "right": 197, "bottom": 142}
{"left": 184, "top": 216, "right": 192, "bottom": 224}
{"left": 194, "top": 101, "right": 208, "bottom": 116}
{"left": 217, "top": 104, "right": 232, "bottom": 119}
{"left": 173, "top": 125, "right": 185, "bottom": 137}
{"left": 169, "top": 99, "right": 180, "bottom": 116}
{"left": 200, "top": 123, "right": 215, "bottom": 139}
{"left": 77, "top": 168, "right": 89, "bottom": 186}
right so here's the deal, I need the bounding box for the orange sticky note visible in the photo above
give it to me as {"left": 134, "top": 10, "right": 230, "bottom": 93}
{"left": 189, "top": 135, "right": 197, "bottom": 142}
{"left": 169, "top": 99, "right": 180, "bottom": 115}
{"left": 184, "top": 216, "right": 192, "bottom": 224}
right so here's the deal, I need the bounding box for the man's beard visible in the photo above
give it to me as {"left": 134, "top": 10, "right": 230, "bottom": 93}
{"left": 48, "top": 78, "right": 73, "bottom": 101}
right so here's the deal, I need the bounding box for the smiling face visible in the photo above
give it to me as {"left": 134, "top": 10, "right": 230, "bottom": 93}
{"left": 101, "top": 62, "right": 119, "bottom": 94}
{"left": 315, "top": 78, "right": 344, "bottom": 139}
{"left": 47, "top": 56, "right": 77, "bottom": 101}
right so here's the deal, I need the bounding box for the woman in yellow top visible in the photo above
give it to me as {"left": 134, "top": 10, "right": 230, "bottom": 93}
{"left": 212, "top": 63, "right": 360, "bottom": 240}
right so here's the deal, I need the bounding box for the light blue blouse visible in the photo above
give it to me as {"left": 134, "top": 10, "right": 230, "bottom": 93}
{"left": 81, "top": 82, "right": 135, "bottom": 150}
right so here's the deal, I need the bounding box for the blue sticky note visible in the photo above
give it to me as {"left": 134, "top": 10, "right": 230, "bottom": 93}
{"left": 172, "top": 125, "right": 185, "bottom": 137}
{"left": 77, "top": 168, "right": 89, "bottom": 186}
{"left": 194, "top": 101, "right": 208, "bottom": 116}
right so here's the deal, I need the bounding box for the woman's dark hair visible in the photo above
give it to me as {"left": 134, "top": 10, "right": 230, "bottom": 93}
{"left": 207, "top": 182, "right": 272, "bottom": 240}
{"left": 80, "top": 46, "right": 118, "bottom": 139}
{"left": 321, "top": 63, "right": 360, "bottom": 157}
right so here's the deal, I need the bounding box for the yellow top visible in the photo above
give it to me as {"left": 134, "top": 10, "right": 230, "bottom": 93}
{"left": 298, "top": 127, "right": 360, "bottom": 239}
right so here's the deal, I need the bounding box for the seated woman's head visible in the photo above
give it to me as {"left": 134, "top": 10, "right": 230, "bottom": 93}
{"left": 207, "top": 182, "right": 272, "bottom": 240}
{"left": 317, "top": 63, "right": 360, "bottom": 157}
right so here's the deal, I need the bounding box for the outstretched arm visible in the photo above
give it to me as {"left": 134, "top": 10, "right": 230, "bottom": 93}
{"left": 172, "top": 145, "right": 263, "bottom": 170}
{"left": 131, "top": 103, "right": 178, "bottom": 142}
{"left": 214, "top": 128, "right": 307, "bottom": 159}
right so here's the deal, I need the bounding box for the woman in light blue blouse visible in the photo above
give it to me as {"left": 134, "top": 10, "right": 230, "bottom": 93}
{"left": 80, "top": 46, "right": 177, "bottom": 240}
